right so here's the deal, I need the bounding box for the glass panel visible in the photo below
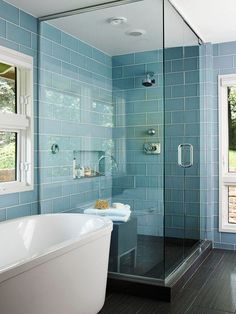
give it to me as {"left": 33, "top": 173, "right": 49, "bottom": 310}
{"left": 39, "top": 0, "right": 165, "bottom": 281}
{"left": 0, "top": 131, "right": 17, "bottom": 182}
{"left": 228, "top": 86, "right": 236, "bottom": 172}
{"left": 228, "top": 186, "right": 236, "bottom": 224}
{"left": 164, "top": 0, "right": 201, "bottom": 276}
{"left": 0, "top": 62, "right": 16, "bottom": 113}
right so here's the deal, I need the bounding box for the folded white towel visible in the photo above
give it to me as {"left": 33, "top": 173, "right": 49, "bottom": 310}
{"left": 109, "top": 214, "right": 130, "bottom": 222}
{"left": 112, "top": 203, "right": 130, "bottom": 209}
{"left": 84, "top": 208, "right": 131, "bottom": 217}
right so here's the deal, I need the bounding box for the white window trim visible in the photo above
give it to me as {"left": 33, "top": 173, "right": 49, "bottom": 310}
{"left": 0, "top": 46, "right": 34, "bottom": 195}
{"left": 219, "top": 74, "right": 236, "bottom": 232}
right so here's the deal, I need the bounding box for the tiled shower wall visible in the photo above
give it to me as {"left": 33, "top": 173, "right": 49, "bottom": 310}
{"left": 0, "top": 0, "right": 39, "bottom": 220}
{"left": 164, "top": 45, "right": 201, "bottom": 239}
{"left": 111, "top": 46, "right": 201, "bottom": 239}
{"left": 38, "top": 22, "right": 113, "bottom": 214}
{"left": 112, "top": 51, "right": 164, "bottom": 236}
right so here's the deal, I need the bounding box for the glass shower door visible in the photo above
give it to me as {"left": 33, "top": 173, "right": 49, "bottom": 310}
{"left": 164, "top": 0, "right": 201, "bottom": 276}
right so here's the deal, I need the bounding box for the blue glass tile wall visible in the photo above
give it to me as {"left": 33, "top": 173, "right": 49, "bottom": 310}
{"left": 38, "top": 22, "right": 113, "bottom": 214}
{"left": 211, "top": 41, "right": 236, "bottom": 249}
{"left": 164, "top": 46, "right": 201, "bottom": 240}
{"left": 112, "top": 50, "right": 164, "bottom": 236}
{"left": 0, "top": 0, "right": 39, "bottom": 220}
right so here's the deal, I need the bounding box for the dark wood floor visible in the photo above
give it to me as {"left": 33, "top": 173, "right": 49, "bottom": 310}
{"left": 100, "top": 249, "right": 236, "bottom": 314}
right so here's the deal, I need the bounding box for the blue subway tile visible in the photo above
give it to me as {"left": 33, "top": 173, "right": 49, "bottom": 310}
{"left": 172, "top": 85, "right": 185, "bottom": 97}
{"left": 0, "top": 37, "right": 19, "bottom": 50}
{"left": 147, "top": 62, "right": 162, "bottom": 73}
{"left": 0, "top": 0, "right": 19, "bottom": 24}
{"left": 147, "top": 87, "right": 163, "bottom": 100}
{"left": 61, "top": 32, "right": 77, "bottom": 51}
{"left": 62, "top": 62, "right": 78, "bottom": 79}
{"left": 0, "top": 193, "right": 19, "bottom": 208}
{"left": 78, "top": 40, "right": 92, "bottom": 57}
{"left": 41, "top": 54, "right": 61, "bottom": 73}
{"left": 184, "top": 46, "right": 199, "bottom": 58}
{"left": 165, "top": 72, "right": 184, "bottom": 85}
{"left": 112, "top": 66, "right": 123, "bottom": 79}
{"left": 165, "top": 47, "right": 183, "bottom": 60}
{"left": 20, "top": 11, "right": 38, "bottom": 33}
{"left": 135, "top": 50, "right": 158, "bottom": 63}
{"left": 125, "top": 88, "right": 146, "bottom": 102}
{"left": 92, "top": 48, "right": 107, "bottom": 64}
{"left": 52, "top": 43, "right": 70, "bottom": 62}
{"left": 53, "top": 196, "right": 70, "bottom": 213}
{"left": 165, "top": 98, "right": 184, "bottom": 111}
{"left": 113, "top": 78, "right": 134, "bottom": 90}
{"left": 41, "top": 22, "right": 61, "bottom": 43}
{"left": 40, "top": 37, "right": 52, "bottom": 55}
{"left": 7, "top": 204, "right": 31, "bottom": 219}
{"left": 172, "top": 59, "right": 183, "bottom": 72}
{"left": 0, "top": 18, "right": 6, "bottom": 37}
{"left": 7, "top": 22, "right": 31, "bottom": 47}
{"left": 213, "top": 56, "right": 234, "bottom": 69}
{"left": 185, "top": 70, "right": 199, "bottom": 84}
{"left": 112, "top": 53, "right": 135, "bottom": 67}
{"left": 185, "top": 84, "right": 199, "bottom": 97}
{"left": 123, "top": 64, "right": 145, "bottom": 77}
{"left": 184, "top": 58, "right": 198, "bottom": 71}
{"left": 126, "top": 113, "right": 146, "bottom": 126}
{"left": 19, "top": 189, "right": 38, "bottom": 204}
{"left": 31, "top": 33, "right": 38, "bottom": 51}
{"left": 71, "top": 51, "right": 87, "bottom": 68}
{"left": 127, "top": 164, "right": 146, "bottom": 175}
{"left": 218, "top": 41, "right": 236, "bottom": 55}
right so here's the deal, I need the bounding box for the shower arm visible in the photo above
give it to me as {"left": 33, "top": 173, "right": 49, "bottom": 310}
{"left": 96, "top": 154, "right": 118, "bottom": 175}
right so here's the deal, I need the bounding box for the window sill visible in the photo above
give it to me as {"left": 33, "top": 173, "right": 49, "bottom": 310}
{"left": 0, "top": 183, "right": 33, "bottom": 195}
{"left": 219, "top": 224, "right": 236, "bottom": 233}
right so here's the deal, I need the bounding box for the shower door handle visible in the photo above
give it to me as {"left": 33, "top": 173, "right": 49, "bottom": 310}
{"left": 178, "top": 144, "right": 193, "bottom": 168}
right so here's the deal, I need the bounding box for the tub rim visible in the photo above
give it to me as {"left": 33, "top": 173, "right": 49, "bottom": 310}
{"left": 0, "top": 213, "right": 113, "bottom": 284}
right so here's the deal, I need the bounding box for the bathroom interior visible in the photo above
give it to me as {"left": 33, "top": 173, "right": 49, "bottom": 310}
{"left": 0, "top": 0, "right": 236, "bottom": 313}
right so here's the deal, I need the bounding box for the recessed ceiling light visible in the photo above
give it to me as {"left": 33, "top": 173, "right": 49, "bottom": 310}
{"left": 127, "top": 29, "right": 146, "bottom": 37}
{"left": 107, "top": 17, "right": 127, "bottom": 26}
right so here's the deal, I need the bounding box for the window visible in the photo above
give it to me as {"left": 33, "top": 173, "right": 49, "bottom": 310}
{"left": 219, "top": 74, "right": 236, "bottom": 232}
{"left": 0, "top": 46, "right": 33, "bottom": 194}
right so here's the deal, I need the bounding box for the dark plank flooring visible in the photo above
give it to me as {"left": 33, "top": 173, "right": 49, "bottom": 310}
{"left": 100, "top": 249, "right": 236, "bottom": 314}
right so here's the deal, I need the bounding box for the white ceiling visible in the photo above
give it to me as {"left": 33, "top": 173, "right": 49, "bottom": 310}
{"left": 50, "top": 0, "right": 197, "bottom": 55}
{"left": 4, "top": 0, "right": 118, "bottom": 17}
{"left": 5, "top": 0, "right": 236, "bottom": 45}
{"left": 171, "top": 0, "right": 236, "bottom": 44}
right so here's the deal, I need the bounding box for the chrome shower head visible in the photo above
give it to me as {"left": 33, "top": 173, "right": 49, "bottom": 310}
{"left": 142, "top": 73, "right": 155, "bottom": 87}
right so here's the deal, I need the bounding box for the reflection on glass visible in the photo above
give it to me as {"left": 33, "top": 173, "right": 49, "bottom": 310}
{"left": 228, "top": 87, "right": 236, "bottom": 172}
{"left": 0, "top": 62, "right": 16, "bottom": 113}
{"left": 228, "top": 186, "right": 236, "bottom": 224}
{"left": 0, "top": 132, "right": 17, "bottom": 182}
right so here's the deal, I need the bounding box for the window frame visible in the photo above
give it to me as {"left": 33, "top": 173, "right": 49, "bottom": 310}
{"left": 0, "top": 46, "right": 34, "bottom": 195}
{"left": 219, "top": 74, "right": 236, "bottom": 232}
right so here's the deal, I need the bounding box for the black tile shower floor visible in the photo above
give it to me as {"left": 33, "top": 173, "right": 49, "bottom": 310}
{"left": 109, "top": 235, "right": 199, "bottom": 279}
{"left": 100, "top": 249, "right": 236, "bottom": 314}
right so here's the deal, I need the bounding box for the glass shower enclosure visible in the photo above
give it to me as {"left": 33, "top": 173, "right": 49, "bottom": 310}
{"left": 37, "top": 0, "right": 206, "bottom": 289}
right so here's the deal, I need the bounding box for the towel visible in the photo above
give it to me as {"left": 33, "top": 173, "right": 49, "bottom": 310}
{"left": 84, "top": 207, "right": 131, "bottom": 217}
{"left": 109, "top": 214, "right": 130, "bottom": 222}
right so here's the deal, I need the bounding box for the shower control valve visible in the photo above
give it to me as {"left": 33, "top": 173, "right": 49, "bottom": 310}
{"left": 144, "top": 143, "right": 161, "bottom": 154}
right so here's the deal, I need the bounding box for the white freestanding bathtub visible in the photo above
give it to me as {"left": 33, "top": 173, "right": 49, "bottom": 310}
{"left": 0, "top": 213, "right": 113, "bottom": 314}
